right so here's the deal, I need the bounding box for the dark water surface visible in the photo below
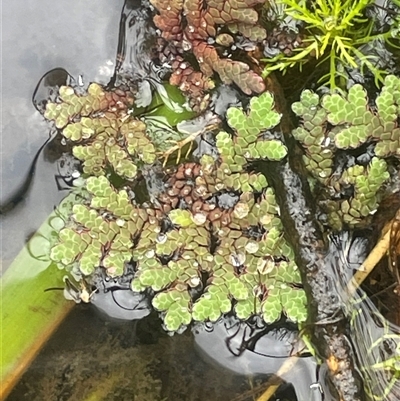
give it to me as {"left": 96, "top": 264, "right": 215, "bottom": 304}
{"left": 6, "top": 308, "right": 260, "bottom": 401}
{"left": 1, "top": 0, "right": 123, "bottom": 269}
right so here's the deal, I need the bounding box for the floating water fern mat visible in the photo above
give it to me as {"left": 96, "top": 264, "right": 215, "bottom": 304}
{"left": 2, "top": 0, "right": 400, "bottom": 400}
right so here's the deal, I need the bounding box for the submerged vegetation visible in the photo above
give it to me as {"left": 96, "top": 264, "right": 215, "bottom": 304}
{"left": 8, "top": 0, "right": 400, "bottom": 400}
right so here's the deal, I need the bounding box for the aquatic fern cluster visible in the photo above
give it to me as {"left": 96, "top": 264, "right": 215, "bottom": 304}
{"left": 50, "top": 89, "right": 307, "bottom": 331}
{"left": 47, "top": 73, "right": 400, "bottom": 332}
{"left": 292, "top": 74, "right": 400, "bottom": 228}
{"left": 46, "top": 67, "right": 400, "bottom": 331}
{"left": 44, "top": 83, "right": 156, "bottom": 180}
{"left": 50, "top": 176, "right": 145, "bottom": 277}
{"left": 151, "top": 0, "right": 266, "bottom": 110}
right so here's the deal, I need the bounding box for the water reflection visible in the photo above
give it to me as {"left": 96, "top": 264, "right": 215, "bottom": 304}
{"left": 109, "top": 0, "right": 167, "bottom": 107}
{"left": 32, "top": 68, "right": 71, "bottom": 113}
{"left": 1, "top": 0, "right": 123, "bottom": 269}
{"left": 194, "top": 317, "right": 323, "bottom": 401}
{"left": 328, "top": 232, "right": 400, "bottom": 400}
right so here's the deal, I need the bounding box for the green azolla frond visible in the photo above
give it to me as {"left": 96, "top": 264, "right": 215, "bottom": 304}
{"left": 152, "top": 289, "right": 192, "bottom": 332}
{"left": 115, "top": 159, "right": 138, "bottom": 180}
{"left": 163, "top": 304, "right": 192, "bottom": 332}
{"left": 121, "top": 119, "right": 157, "bottom": 164}
{"left": 291, "top": 89, "right": 330, "bottom": 177}
{"left": 322, "top": 84, "right": 369, "bottom": 126}
{"left": 292, "top": 90, "right": 320, "bottom": 116}
{"left": 255, "top": 139, "right": 288, "bottom": 161}
{"left": 226, "top": 108, "right": 248, "bottom": 134}
{"left": 168, "top": 209, "right": 195, "bottom": 227}
{"left": 256, "top": 261, "right": 306, "bottom": 323}
{"left": 248, "top": 91, "right": 281, "bottom": 130}
{"left": 50, "top": 176, "right": 141, "bottom": 277}
{"left": 87, "top": 176, "right": 113, "bottom": 197}
{"left": 262, "top": 286, "right": 284, "bottom": 323}
{"left": 293, "top": 76, "right": 400, "bottom": 187}
{"left": 79, "top": 240, "right": 102, "bottom": 275}
{"left": 226, "top": 92, "right": 282, "bottom": 134}
{"left": 375, "top": 76, "right": 400, "bottom": 134}
{"left": 280, "top": 285, "right": 308, "bottom": 323}
{"left": 334, "top": 126, "right": 370, "bottom": 149}
{"left": 134, "top": 224, "right": 211, "bottom": 289}
{"left": 210, "top": 225, "right": 305, "bottom": 324}
{"left": 235, "top": 297, "right": 261, "bottom": 320}
{"left": 50, "top": 225, "right": 90, "bottom": 266}
{"left": 215, "top": 92, "right": 286, "bottom": 179}
{"left": 339, "top": 157, "right": 390, "bottom": 226}
{"left": 44, "top": 83, "right": 119, "bottom": 129}
{"left": 214, "top": 92, "right": 287, "bottom": 192}
{"left": 192, "top": 288, "right": 231, "bottom": 322}
{"left": 43, "top": 84, "right": 159, "bottom": 180}
{"left": 135, "top": 259, "right": 177, "bottom": 291}
{"left": 216, "top": 131, "right": 235, "bottom": 156}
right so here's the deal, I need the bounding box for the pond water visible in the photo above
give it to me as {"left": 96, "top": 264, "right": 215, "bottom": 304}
{"left": 1, "top": 0, "right": 123, "bottom": 269}
{"left": 1, "top": 1, "right": 321, "bottom": 400}
{"left": 7, "top": 307, "right": 313, "bottom": 401}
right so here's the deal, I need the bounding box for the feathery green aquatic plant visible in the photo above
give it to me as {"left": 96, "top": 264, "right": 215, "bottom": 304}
{"left": 262, "top": 0, "right": 397, "bottom": 89}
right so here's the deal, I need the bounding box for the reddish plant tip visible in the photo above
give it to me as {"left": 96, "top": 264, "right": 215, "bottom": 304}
{"left": 151, "top": 0, "right": 266, "bottom": 102}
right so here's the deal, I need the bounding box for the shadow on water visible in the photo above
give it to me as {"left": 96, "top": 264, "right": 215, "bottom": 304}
{"left": 0, "top": 68, "right": 71, "bottom": 216}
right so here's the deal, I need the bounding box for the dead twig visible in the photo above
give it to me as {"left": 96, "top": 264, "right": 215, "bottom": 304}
{"left": 349, "top": 208, "right": 400, "bottom": 294}
{"left": 160, "top": 122, "right": 220, "bottom": 166}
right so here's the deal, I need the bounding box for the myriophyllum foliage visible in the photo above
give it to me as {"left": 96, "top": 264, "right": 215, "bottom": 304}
{"left": 262, "top": 0, "right": 399, "bottom": 89}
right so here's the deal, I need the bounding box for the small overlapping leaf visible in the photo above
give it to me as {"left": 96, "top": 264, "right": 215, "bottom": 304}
{"left": 216, "top": 92, "right": 286, "bottom": 174}
{"left": 50, "top": 176, "right": 144, "bottom": 277}
{"left": 152, "top": 289, "right": 192, "bottom": 332}
{"left": 48, "top": 85, "right": 311, "bottom": 332}
{"left": 169, "top": 210, "right": 194, "bottom": 227}
{"left": 50, "top": 227, "right": 88, "bottom": 266}
{"left": 292, "top": 77, "right": 400, "bottom": 189}
{"left": 254, "top": 139, "right": 288, "bottom": 161}
{"left": 192, "top": 286, "right": 232, "bottom": 322}
{"left": 338, "top": 157, "right": 390, "bottom": 226}
{"left": 43, "top": 84, "right": 157, "bottom": 180}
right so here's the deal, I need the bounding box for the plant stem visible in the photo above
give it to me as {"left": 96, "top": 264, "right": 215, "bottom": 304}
{"left": 259, "top": 74, "right": 366, "bottom": 401}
